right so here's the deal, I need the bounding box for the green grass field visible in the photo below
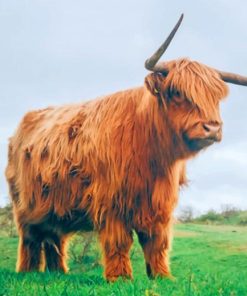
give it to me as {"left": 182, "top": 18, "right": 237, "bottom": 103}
{"left": 0, "top": 223, "right": 247, "bottom": 296}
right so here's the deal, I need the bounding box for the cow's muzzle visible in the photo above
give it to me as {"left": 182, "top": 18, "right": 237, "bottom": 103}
{"left": 183, "top": 122, "right": 222, "bottom": 151}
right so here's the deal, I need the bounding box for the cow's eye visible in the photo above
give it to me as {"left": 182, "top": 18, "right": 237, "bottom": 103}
{"left": 173, "top": 90, "right": 184, "bottom": 103}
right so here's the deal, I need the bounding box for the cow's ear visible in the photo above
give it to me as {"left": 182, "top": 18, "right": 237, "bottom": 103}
{"left": 145, "top": 72, "right": 169, "bottom": 96}
{"left": 145, "top": 73, "right": 168, "bottom": 107}
{"left": 145, "top": 73, "right": 165, "bottom": 96}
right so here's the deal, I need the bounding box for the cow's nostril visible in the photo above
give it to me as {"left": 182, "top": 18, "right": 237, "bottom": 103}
{"left": 203, "top": 123, "right": 221, "bottom": 134}
{"left": 203, "top": 124, "right": 211, "bottom": 132}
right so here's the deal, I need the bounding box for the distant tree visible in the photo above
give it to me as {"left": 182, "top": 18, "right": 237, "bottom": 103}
{"left": 177, "top": 206, "right": 194, "bottom": 223}
{"left": 220, "top": 204, "right": 239, "bottom": 219}
{"left": 0, "top": 203, "right": 16, "bottom": 237}
{"left": 69, "top": 232, "right": 100, "bottom": 270}
{"left": 239, "top": 218, "right": 247, "bottom": 226}
{"left": 195, "top": 209, "right": 223, "bottom": 224}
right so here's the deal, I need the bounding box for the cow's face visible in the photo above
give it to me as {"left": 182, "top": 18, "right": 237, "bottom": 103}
{"left": 145, "top": 60, "right": 229, "bottom": 153}
{"left": 165, "top": 87, "right": 222, "bottom": 152}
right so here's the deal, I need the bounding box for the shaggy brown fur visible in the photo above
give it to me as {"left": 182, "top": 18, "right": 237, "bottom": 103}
{"left": 6, "top": 58, "right": 228, "bottom": 281}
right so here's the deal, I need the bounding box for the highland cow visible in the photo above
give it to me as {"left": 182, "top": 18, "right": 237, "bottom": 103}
{"left": 5, "top": 15, "right": 247, "bottom": 281}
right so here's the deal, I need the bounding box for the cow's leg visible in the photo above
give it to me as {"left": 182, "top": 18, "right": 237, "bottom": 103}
{"left": 44, "top": 235, "right": 69, "bottom": 272}
{"left": 99, "top": 219, "right": 133, "bottom": 282}
{"left": 136, "top": 221, "right": 173, "bottom": 279}
{"left": 16, "top": 226, "right": 44, "bottom": 272}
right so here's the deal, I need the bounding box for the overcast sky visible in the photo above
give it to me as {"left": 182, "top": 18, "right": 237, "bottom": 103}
{"left": 1, "top": 0, "right": 247, "bottom": 214}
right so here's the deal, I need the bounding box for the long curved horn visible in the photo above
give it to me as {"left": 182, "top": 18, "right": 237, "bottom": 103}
{"left": 217, "top": 70, "right": 247, "bottom": 86}
{"left": 145, "top": 14, "right": 247, "bottom": 86}
{"left": 145, "top": 14, "right": 184, "bottom": 73}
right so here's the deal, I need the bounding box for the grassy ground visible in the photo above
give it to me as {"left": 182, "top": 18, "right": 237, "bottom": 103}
{"left": 0, "top": 223, "right": 247, "bottom": 296}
